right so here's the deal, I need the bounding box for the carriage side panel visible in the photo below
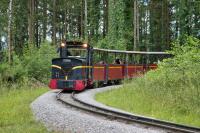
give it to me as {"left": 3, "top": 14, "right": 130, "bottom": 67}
{"left": 108, "top": 65, "right": 123, "bottom": 80}
{"left": 127, "top": 65, "right": 145, "bottom": 78}
{"left": 93, "top": 65, "right": 105, "bottom": 81}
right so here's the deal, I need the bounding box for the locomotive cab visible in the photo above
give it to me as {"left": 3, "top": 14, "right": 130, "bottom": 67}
{"left": 49, "top": 41, "right": 92, "bottom": 91}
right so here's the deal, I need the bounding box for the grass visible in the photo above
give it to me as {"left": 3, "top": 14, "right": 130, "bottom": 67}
{"left": 0, "top": 86, "right": 51, "bottom": 133}
{"left": 96, "top": 37, "right": 200, "bottom": 127}
{"left": 95, "top": 79, "right": 200, "bottom": 127}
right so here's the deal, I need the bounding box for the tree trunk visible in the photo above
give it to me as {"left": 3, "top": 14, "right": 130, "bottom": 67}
{"left": 103, "top": 0, "right": 108, "bottom": 37}
{"left": 84, "top": 0, "right": 88, "bottom": 40}
{"left": 8, "top": 0, "right": 13, "bottom": 64}
{"left": 137, "top": 1, "right": 139, "bottom": 49}
{"left": 35, "top": 0, "right": 39, "bottom": 47}
{"left": 52, "top": 0, "right": 57, "bottom": 45}
{"left": 78, "top": 12, "right": 82, "bottom": 38}
{"left": 133, "top": 0, "right": 138, "bottom": 50}
{"left": 63, "top": 8, "right": 68, "bottom": 40}
{"left": 80, "top": 0, "right": 84, "bottom": 39}
{"left": 28, "top": 0, "right": 35, "bottom": 45}
{"left": 42, "top": 0, "right": 47, "bottom": 42}
{"left": 163, "top": 0, "right": 170, "bottom": 50}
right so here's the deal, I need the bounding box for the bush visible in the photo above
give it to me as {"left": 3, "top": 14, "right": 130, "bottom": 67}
{"left": 0, "top": 43, "right": 57, "bottom": 85}
{"left": 0, "top": 54, "right": 26, "bottom": 83}
{"left": 132, "top": 36, "right": 200, "bottom": 115}
{"left": 23, "top": 44, "right": 57, "bottom": 83}
{"left": 96, "top": 36, "right": 200, "bottom": 126}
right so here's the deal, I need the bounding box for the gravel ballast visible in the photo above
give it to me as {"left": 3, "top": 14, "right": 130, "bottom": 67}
{"left": 31, "top": 87, "right": 169, "bottom": 133}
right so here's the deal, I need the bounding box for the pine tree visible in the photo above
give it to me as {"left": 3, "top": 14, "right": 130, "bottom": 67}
{"left": 8, "top": 0, "right": 13, "bottom": 64}
{"left": 28, "top": 0, "right": 35, "bottom": 45}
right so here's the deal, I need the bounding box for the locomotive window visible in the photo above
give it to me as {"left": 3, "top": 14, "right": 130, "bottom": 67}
{"left": 67, "top": 48, "right": 87, "bottom": 58}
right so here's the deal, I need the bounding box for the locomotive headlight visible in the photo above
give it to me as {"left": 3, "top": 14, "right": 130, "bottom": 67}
{"left": 61, "top": 43, "right": 65, "bottom": 47}
{"left": 83, "top": 43, "right": 88, "bottom": 48}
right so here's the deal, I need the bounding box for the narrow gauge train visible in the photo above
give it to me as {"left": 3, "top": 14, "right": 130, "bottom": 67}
{"left": 49, "top": 41, "right": 169, "bottom": 91}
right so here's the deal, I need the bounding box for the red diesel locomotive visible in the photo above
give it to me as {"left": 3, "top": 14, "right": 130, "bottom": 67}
{"left": 49, "top": 41, "right": 169, "bottom": 91}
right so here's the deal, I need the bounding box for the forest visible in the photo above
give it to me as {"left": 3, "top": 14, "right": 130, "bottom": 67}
{"left": 0, "top": 0, "right": 199, "bottom": 60}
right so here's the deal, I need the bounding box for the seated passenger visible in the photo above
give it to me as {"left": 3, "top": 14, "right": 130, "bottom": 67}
{"left": 98, "top": 61, "right": 106, "bottom": 65}
{"left": 114, "top": 58, "right": 121, "bottom": 64}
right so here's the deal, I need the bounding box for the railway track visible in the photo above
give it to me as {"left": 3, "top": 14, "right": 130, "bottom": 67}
{"left": 56, "top": 90, "right": 200, "bottom": 133}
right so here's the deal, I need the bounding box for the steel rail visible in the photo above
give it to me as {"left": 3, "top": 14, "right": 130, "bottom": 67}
{"left": 56, "top": 91, "right": 142, "bottom": 124}
{"left": 71, "top": 92, "right": 200, "bottom": 133}
{"left": 56, "top": 91, "right": 200, "bottom": 133}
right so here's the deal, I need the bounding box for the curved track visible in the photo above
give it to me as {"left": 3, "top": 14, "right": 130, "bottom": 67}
{"left": 56, "top": 90, "right": 200, "bottom": 133}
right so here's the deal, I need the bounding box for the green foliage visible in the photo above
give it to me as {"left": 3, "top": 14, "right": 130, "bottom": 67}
{"left": 147, "top": 36, "right": 200, "bottom": 107}
{"left": 0, "top": 54, "right": 26, "bottom": 83}
{"left": 96, "top": 36, "right": 126, "bottom": 50}
{"left": 0, "top": 43, "right": 57, "bottom": 84}
{"left": 23, "top": 44, "right": 57, "bottom": 83}
{"left": 96, "top": 36, "right": 200, "bottom": 126}
{"left": 146, "top": 36, "right": 200, "bottom": 110}
{"left": 96, "top": 38, "right": 108, "bottom": 49}
{"left": 107, "top": 0, "right": 126, "bottom": 50}
{"left": 172, "top": 0, "right": 200, "bottom": 38}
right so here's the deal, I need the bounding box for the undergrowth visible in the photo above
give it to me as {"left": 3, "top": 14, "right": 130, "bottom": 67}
{"left": 0, "top": 43, "right": 57, "bottom": 85}
{"left": 0, "top": 85, "right": 50, "bottom": 133}
{"left": 96, "top": 36, "right": 200, "bottom": 127}
{"left": 0, "top": 43, "right": 56, "bottom": 132}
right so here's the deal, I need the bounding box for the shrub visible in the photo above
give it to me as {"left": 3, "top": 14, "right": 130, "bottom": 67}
{"left": 139, "top": 36, "right": 200, "bottom": 113}
{"left": 22, "top": 44, "right": 57, "bottom": 83}
{"left": 96, "top": 36, "right": 200, "bottom": 126}
{"left": 0, "top": 43, "right": 57, "bottom": 85}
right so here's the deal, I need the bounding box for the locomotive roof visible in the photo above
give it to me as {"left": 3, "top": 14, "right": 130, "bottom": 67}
{"left": 66, "top": 41, "right": 87, "bottom": 45}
